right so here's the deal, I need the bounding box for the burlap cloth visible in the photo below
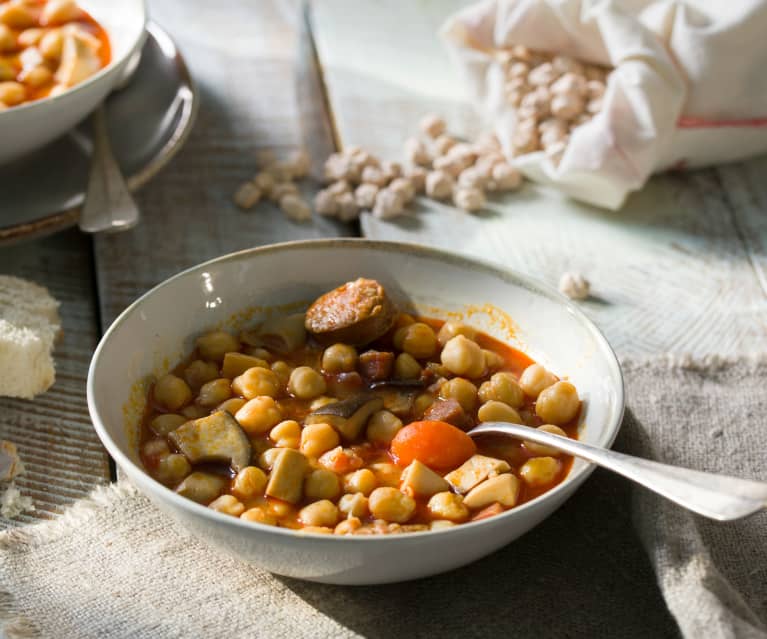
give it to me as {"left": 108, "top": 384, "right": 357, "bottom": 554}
{"left": 1, "top": 358, "right": 765, "bottom": 638}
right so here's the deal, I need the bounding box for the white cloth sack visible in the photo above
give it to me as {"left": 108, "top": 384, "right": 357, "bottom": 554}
{"left": 442, "top": 0, "right": 767, "bottom": 209}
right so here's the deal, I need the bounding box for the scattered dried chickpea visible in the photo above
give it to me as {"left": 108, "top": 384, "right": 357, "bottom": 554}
{"left": 279, "top": 194, "right": 312, "bottom": 222}
{"left": 233, "top": 182, "right": 262, "bottom": 209}
{"left": 453, "top": 187, "right": 486, "bottom": 212}
{"left": 559, "top": 272, "right": 590, "bottom": 300}
{"left": 419, "top": 114, "right": 446, "bottom": 138}
{"left": 425, "top": 170, "right": 454, "bottom": 200}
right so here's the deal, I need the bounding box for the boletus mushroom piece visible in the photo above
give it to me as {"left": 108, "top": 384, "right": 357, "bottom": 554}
{"left": 304, "top": 278, "right": 397, "bottom": 346}
{"left": 169, "top": 411, "right": 251, "bottom": 472}
{"left": 305, "top": 394, "right": 384, "bottom": 440}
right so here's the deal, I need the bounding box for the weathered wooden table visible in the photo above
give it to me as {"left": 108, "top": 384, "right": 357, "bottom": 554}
{"left": 2, "top": 0, "right": 766, "bottom": 532}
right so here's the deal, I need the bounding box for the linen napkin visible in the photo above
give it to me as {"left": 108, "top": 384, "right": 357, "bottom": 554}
{"left": 1, "top": 357, "right": 765, "bottom": 639}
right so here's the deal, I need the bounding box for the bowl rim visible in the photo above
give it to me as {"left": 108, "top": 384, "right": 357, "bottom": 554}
{"left": 87, "top": 238, "right": 625, "bottom": 543}
{"left": 0, "top": 0, "right": 148, "bottom": 117}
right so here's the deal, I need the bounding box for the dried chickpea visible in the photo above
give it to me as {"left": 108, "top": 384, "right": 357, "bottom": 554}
{"left": 217, "top": 397, "right": 246, "bottom": 415}
{"left": 404, "top": 137, "right": 431, "bottom": 166}
{"left": 478, "top": 372, "right": 525, "bottom": 408}
{"left": 269, "top": 420, "right": 301, "bottom": 448}
{"left": 234, "top": 182, "right": 262, "bottom": 209}
{"left": 381, "top": 160, "right": 402, "bottom": 182}
{"left": 149, "top": 413, "right": 187, "bottom": 436}
{"left": 427, "top": 492, "right": 469, "bottom": 522}
{"left": 491, "top": 163, "right": 523, "bottom": 191}
{"left": 372, "top": 187, "right": 406, "bottom": 219}
{"left": 420, "top": 114, "right": 446, "bottom": 138}
{"left": 153, "top": 374, "right": 192, "bottom": 411}
{"left": 354, "top": 183, "right": 379, "bottom": 209}
{"left": 439, "top": 377, "right": 478, "bottom": 412}
{"left": 208, "top": 495, "right": 245, "bottom": 517}
{"left": 551, "top": 93, "right": 584, "bottom": 120}
{"left": 232, "top": 367, "right": 280, "bottom": 399}
{"left": 304, "top": 469, "right": 341, "bottom": 500}
{"left": 535, "top": 381, "right": 580, "bottom": 425}
{"left": 520, "top": 456, "right": 561, "bottom": 487}
{"left": 519, "top": 363, "right": 557, "bottom": 398}
{"left": 321, "top": 344, "right": 357, "bottom": 373}
{"left": 477, "top": 400, "right": 522, "bottom": 424}
{"left": 338, "top": 492, "right": 368, "bottom": 518}
{"left": 343, "top": 469, "right": 377, "bottom": 496}
{"left": 314, "top": 189, "right": 338, "bottom": 216}
{"left": 524, "top": 424, "right": 568, "bottom": 457}
{"left": 366, "top": 410, "right": 403, "bottom": 446}
{"left": 240, "top": 507, "right": 277, "bottom": 526}
{"left": 232, "top": 466, "right": 268, "bottom": 500}
{"left": 389, "top": 177, "right": 416, "bottom": 202}
{"left": 280, "top": 194, "right": 312, "bottom": 222}
{"left": 432, "top": 134, "right": 456, "bottom": 156}
{"left": 425, "top": 170, "right": 454, "bottom": 199}
{"left": 235, "top": 396, "right": 282, "bottom": 435}
{"left": 368, "top": 487, "right": 415, "bottom": 523}
{"left": 183, "top": 360, "right": 219, "bottom": 391}
{"left": 298, "top": 500, "right": 339, "bottom": 527}
{"left": 288, "top": 366, "right": 327, "bottom": 399}
{"left": 440, "top": 335, "right": 485, "bottom": 378}
{"left": 437, "top": 321, "right": 477, "bottom": 347}
{"left": 196, "top": 331, "right": 239, "bottom": 362}
{"left": 196, "top": 378, "right": 232, "bottom": 407}
{"left": 393, "top": 322, "right": 437, "bottom": 359}
{"left": 453, "top": 187, "right": 486, "bottom": 212}
{"left": 394, "top": 352, "right": 422, "bottom": 380}
{"left": 300, "top": 423, "right": 340, "bottom": 458}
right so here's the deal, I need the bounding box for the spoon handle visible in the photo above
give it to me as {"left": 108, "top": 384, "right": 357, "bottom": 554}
{"left": 79, "top": 105, "right": 140, "bottom": 234}
{"left": 470, "top": 422, "right": 767, "bottom": 521}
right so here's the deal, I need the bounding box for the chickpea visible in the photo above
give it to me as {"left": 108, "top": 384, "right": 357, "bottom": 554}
{"left": 0, "top": 82, "right": 26, "bottom": 107}
{"left": 270, "top": 360, "right": 292, "bottom": 386}
{"left": 343, "top": 469, "right": 377, "bottom": 496}
{"left": 0, "top": 25, "right": 13, "bottom": 52}
{"left": 334, "top": 517, "right": 362, "bottom": 535}
{"left": 196, "top": 331, "right": 239, "bottom": 362}
{"left": 267, "top": 499, "right": 294, "bottom": 518}
{"left": 478, "top": 372, "right": 525, "bottom": 408}
{"left": 368, "top": 487, "right": 416, "bottom": 523}
{"left": 258, "top": 447, "right": 282, "bottom": 471}
{"left": 288, "top": 366, "right": 327, "bottom": 400}
{"left": 0, "top": 2, "right": 36, "bottom": 29}
{"left": 519, "top": 456, "right": 562, "bottom": 486}
{"left": 269, "top": 420, "right": 301, "bottom": 448}
{"left": 0, "top": 58, "right": 12, "bottom": 82}
{"left": 304, "top": 469, "right": 341, "bottom": 500}
{"left": 524, "top": 424, "right": 568, "bottom": 457}
{"left": 439, "top": 377, "right": 478, "bottom": 412}
{"left": 180, "top": 404, "right": 207, "bottom": 419}
{"left": 39, "top": 28, "right": 64, "bottom": 60}
{"left": 149, "top": 413, "right": 186, "bottom": 436}
{"left": 42, "top": 0, "right": 83, "bottom": 25}
{"left": 519, "top": 363, "right": 558, "bottom": 398}
{"left": 20, "top": 65, "right": 53, "bottom": 88}
{"left": 535, "top": 381, "right": 580, "bottom": 425}
{"left": 235, "top": 396, "right": 282, "bottom": 435}
{"left": 143, "top": 439, "right": 169, "bottom": 459}
{"left": 298, "top": 500, "right": 339, "bottom": 527}
{"left": 366, "top": 410, "right": 403, "bottom": 445}
{"left": 477, "top": 400, "right": 522, "bottom": 424}
{"left": 393, "top": 323, "right": 438, "bottom": 359}
{"left": 153, "top": 374, "right": 192, "bottom": 411}
{"left": 217, "top": 397, "right": 246, "bottom": 415}
{"left": 427, "top": 492, "right": 469, "bottom": 522}
{"left": 232, "top": 367, "right": 280, "bottom": 399}
{"left": 240, "top": 507, "right": 277, "bottom": 526}
{"left": 440, "top": 335, "right": 485, "bottom": 378}
{"left": 196, "top": 378, "right": 232, "bottom": 407}
{"left": 394, "top": 353, "right": 422, "bottom": 380}
{"left": 183, "top": 360, "right": 219, "bottom": 391}
{"left": 338, "top": 492, "right": 368, "bottom": 518}
{"left": 300, "top": 422, "right": 340, "bottom": 458}
{"left": 482, "top": 349, "right": 504, "bottom": 371}
{"left": 321, "top": 344, "right": 357, "bottom": 373}
{"left": 154, "top": 454, "right": 191, "bottom": 486}
{"left": 413, "top": 393, "right": 434, "bottom": 417}
{"left": 232, "top": 466, "right": 268, "bottom": 500}
{"left": 208, "top": 495, "right": 245, "bottom": 517}
{"left": 369, "top": 463, "right": 402, "bottom": 488}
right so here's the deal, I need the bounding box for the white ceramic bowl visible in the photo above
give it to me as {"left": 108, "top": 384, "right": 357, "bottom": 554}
{"left": 0, "top": 0, "right": 147, "bottom": 164}
{"left": 88, "top": 240, "right": 624, "bottom": 585}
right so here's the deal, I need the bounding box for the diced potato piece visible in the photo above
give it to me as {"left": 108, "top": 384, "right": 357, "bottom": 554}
{"left": 222, "top": 352, "right": 269, "bottom": 378}
{"left": 252, "top": 313, "right": 307, "bottom": 352}
{"left": 175, "top": 472, "right": 227, "bottom": 504}
{"left": 168, "top": 411, "right": 251, "bottom": 472}
{"left": 463, "top": 474, "right": 520, "bottom": 509}
{"left": 369, "top": 462, "right": 402, "bottom": 488}
{"left": 400, "top": 459, "right": 450, "bottom": 497}
{"left": 265, "top": 448, "right": 308, "bottom": 503}
{"left": 444, "top": 454, "right": 511, "bottom": 494}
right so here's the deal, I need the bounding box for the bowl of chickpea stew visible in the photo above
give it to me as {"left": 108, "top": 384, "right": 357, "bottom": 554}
{"left": 88, "top": 239, "right": 624, "bottom": 584}
{"left": 0, "top": 0, "right": 146, "bottom": 163}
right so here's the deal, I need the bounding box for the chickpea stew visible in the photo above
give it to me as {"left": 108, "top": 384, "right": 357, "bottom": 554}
{"left": 139, "top": 278, "right": 581, "bottom": 535}
{"left": 0, "top": 0, "right": 110, "bottom": 109}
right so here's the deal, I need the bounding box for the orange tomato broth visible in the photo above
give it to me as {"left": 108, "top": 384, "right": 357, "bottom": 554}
{"left": 139, "top": 316, "right": 579, "bottom": 529}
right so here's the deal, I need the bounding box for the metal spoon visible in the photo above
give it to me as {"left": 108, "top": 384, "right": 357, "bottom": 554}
{"left": 469, "top": 422, "right": 767, "bottom": 521}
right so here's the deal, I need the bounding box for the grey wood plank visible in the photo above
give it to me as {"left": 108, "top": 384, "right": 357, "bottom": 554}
{"left": 94, "top": 0, "right": 351, "bottom": 328}
{"left": 0, "top": 230, "right": 111, "bottom": 528}
{"left": 311, "top": 0, "right": 767, "bottom": 359}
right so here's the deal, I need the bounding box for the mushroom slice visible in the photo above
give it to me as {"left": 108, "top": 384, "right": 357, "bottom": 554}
{"left": 400, "top": 460, "right": 449, "bottom": 498}
{"left": 54, "top": 28, "right": 102, "bottom": 88}
{"left": 305, "top": 394, "right": 384, "bottom": 440}
{"left": 444, "top": 454, "right": 511, "bottom": 494}
{"left": 241, "top": 313, "right": 306, "bottom": 353}
{"left": 175, "top": 472, "right": 227, "bottom": 504}
{"left": 265, "top": 448, "right": 308, "bottom": 503}
{"left": 169, "top": 410, "right": 251, "bottom": 472}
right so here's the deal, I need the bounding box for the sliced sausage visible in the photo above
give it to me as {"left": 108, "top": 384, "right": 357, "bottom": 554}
{"left": 423, "top": 398, "right": 470, "bottom": 430}
{"left": 305, "top": 278, "right": 397, "bottom": 346}
{"left": 358, "top": 350, "right": 394, "bottom": 381}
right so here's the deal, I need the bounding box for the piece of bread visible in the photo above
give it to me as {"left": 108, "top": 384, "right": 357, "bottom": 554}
{"left": 0, "top": 275, "right": 61, "bottom": 399}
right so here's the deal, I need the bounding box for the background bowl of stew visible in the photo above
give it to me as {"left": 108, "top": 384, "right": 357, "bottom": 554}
{"left": 0, "top": 0, "right": 147, "bottom": 164}
{"left": 88, "top": 239, "right": 624, "bottom": 585}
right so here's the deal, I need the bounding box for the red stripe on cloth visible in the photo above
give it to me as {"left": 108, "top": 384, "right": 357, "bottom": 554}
{"left": 678, "top": 116, "right": 767, "bottom": 128}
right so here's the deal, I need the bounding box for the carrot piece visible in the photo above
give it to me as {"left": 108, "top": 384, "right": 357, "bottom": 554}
{"left": 390, "top": 420, "right": 476, "bottom": 470}
{"left": 471, "top": 502, "right": 504, "bottom": 521}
